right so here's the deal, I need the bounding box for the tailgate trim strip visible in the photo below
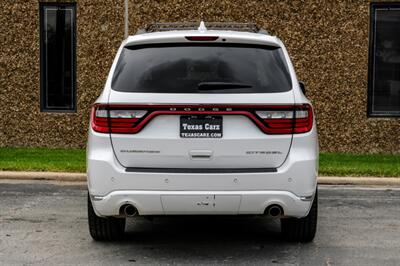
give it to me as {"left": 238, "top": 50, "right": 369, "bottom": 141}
{"left": 125, "top": 167, "right": 277, "bottom": 173}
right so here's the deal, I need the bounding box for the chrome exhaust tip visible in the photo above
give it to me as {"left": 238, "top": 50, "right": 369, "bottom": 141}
{"left": 121, "top": 204, "right": 138, "bottom": 217}
{"left": 265, "top": 205, "right": 283, "bottom": 217}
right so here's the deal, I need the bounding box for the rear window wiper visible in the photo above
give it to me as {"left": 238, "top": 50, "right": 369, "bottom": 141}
{"left": 197, "top": 82, "right": 253, "bottom": 90}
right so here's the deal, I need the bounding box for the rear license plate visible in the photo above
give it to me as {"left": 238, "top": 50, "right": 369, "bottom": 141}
{"left": 180, "top": 115, "right": 223, "bottom": 138}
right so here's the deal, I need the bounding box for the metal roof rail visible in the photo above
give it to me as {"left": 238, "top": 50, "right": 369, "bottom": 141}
{"left": 135, "top": 28, "right": 147, "bottom": 35}
{"left": 141, "top": 22, "right": 268, "bottom": 35}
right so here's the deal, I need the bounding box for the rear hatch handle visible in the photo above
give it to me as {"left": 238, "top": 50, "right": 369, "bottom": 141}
{"left": 189, "top": 150, "right": 213, "bottom": 160}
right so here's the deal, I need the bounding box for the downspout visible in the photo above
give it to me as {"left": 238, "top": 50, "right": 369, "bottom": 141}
{"left": 124, "top": 0, "right": 129, "bottom": 39}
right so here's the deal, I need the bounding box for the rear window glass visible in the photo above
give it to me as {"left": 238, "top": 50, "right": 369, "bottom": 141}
{"left": 112, "top": 43, "right": 292, "bottom": 93}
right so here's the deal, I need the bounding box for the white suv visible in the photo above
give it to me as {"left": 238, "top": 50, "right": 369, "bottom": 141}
{"left": 87, "top": 22, "right": 318, "bottom": 242}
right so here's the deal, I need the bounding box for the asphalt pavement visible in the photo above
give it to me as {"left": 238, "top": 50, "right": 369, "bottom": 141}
{"left": 1, "top": 180, "right": 400, "bottom": 265}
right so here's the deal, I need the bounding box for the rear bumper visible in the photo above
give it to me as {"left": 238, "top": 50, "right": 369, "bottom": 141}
{"left": 87, "top": 124, "right": 318, "bottom": 218}
{"left": 90, "top": 190, "right": 314, "bottom": 218}
{"left": 87, "top": 155, "right": 317, "bottom": 217}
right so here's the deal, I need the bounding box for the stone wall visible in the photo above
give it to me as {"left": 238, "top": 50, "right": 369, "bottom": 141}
{"left": 1, "top": 0, "right": 399, "bottom": 154}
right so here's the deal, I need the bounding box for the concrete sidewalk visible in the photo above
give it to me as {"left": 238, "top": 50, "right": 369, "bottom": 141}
{"left": 0, "top": 171, "right": 399, "bottom": 186}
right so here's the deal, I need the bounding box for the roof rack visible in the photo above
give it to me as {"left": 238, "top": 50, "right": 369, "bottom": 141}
{"left": 140, "top": 22, "right": 268, "bottom": 35}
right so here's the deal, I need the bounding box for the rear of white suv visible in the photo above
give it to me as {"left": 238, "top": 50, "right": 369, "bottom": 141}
{"left": 87, "top": 22, "right": 318, "bottom": 242}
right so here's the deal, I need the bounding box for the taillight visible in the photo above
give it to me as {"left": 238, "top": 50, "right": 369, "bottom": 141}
{"left": 91, "top": 104, "right": 313, "bottom": 135}
{"left": 255, "top": 104, "right": 313, "bottom": 134}
{"left": 91, "top": 104, "right": 147, "bottom": 133}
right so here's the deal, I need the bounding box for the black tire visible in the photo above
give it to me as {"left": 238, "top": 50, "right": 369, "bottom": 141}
{"left": 281, "top": 189, "right": 318, "bottom": 242}
{"left": 87, "top": 194, "right": 126, "bottom": 241}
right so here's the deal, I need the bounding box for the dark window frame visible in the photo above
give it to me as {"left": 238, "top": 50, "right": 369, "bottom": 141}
{"left": 368, "top": 3, "right": 400, "bottom": 118}
{"left": 39, "top": 2, "right": 77, "bottom": 113}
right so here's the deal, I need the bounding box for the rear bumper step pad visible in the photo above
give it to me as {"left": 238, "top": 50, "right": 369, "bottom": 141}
{"left": 125, "top": 167, "right": 277, "bottom": 173}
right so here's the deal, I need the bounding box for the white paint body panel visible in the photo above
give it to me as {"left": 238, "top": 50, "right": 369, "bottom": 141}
{"left": 87, "top": 29, "right": 318, "bottom": 218}
{"left": 110, "top": 114, "right": 292, "bottom": 168}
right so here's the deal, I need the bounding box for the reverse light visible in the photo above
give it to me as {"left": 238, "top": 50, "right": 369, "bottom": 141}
{"left": 95, "top": 108, "right": 146, "bottom": 119}
{"left": 256, "top": 110, "right": 294, "bottom": 119}
{"left": 109, "top": 110, "right": 147, "bottom": 119}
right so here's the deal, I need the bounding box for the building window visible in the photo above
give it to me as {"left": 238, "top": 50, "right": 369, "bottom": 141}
{"left": 369, "top": 3, "right": 400, "bottom": 117}
{"left": 40, "top": 3, "right": 76, "bottom": 112}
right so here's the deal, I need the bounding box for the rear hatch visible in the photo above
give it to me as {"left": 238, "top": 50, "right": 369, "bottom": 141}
{"left": 103, "top": 43, "right": 300, "bottom": 169}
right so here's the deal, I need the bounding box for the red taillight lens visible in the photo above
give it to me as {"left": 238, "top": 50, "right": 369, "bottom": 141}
{"left": 255, "top": 104, "right": 313, "bottom": 134}
{"left": 91, "top": 104, "right": 147, "bottom": 133}
{"left": 91, "top": 104, "right": 313, "bottom": 135}
{"left": 185, "top": 36, "right": 219, "bottom": 41}
{"left": 293, "top": 105, "right": 313, "bottom": 133}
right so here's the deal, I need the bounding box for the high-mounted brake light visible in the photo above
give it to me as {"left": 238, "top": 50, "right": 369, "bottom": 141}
{"left": 185, "top": 36, "right": 219, "bottom": 41}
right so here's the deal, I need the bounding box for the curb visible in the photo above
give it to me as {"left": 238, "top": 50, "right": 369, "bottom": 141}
{"left": 317, "top": 176, "right": 400, "bottom": 186}
{"left": 0, "top": 171, "right": 399, "bottom": 186}
{"left": 0, "top": 171, "right": 86, "bottom": 182}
